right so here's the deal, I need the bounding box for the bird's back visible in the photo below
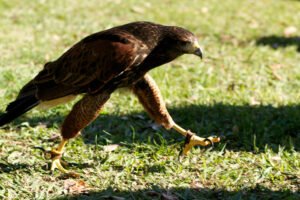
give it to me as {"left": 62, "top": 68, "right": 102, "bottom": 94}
{"left": 0, "top": 21, "right": 194, "bottom": 127}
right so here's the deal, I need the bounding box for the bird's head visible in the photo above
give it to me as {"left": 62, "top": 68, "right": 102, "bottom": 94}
{"left": 163, "top": 26, "right": 203, "bottom": 59}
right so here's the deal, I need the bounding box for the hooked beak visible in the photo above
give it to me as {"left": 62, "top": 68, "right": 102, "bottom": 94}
{"left": 194, "top": 48, "right": 203, "bottom": 59}
{"left": 192, "top": 41, "right": 203, "bottom": 59}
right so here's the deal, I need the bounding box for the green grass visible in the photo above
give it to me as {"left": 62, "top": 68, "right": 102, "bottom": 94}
{"left": 0, "top": 0, "right": 300, "bottom": 199}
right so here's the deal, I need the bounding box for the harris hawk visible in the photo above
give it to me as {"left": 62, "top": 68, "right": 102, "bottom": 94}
{"left": 0, "top": 21, "right": 220, "bottom": 174}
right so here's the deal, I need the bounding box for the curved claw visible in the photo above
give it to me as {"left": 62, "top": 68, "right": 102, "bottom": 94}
{"left": 50, "top": 157, "right": 80, "bottom": 178}
{"left": 51, "top": 157, "right": 68, "bottom": 173}
{"left": 180, "top": 131, "right": 220, "bottom": 156}
{"left": 33, "top": 140, "right": 78, "bottom": 176}
{"left": 46, "top": 149, "right": 66, "bottom": 172}
{"left": 34, "top": 147, "right": 69, "bottom": 173}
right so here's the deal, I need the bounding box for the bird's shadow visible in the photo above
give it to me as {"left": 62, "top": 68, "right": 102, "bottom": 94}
{"left": 2, "top": 103, "right": 300, "bottom": 152}
{"left": 0, "top": 162, "right": 30, "bottom": 173}
{"left": 1, "top": 104, "right": 299, "bottom": 199}
{"left": 53, "top": 185, "right": 299, "bottom": 200}
{"left": 256, "top": 35, "right": 300, "bottom": 52}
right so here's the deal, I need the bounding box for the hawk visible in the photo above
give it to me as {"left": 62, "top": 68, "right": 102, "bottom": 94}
{"left": 0, "top": 21, "right": 220, "bottom": 174}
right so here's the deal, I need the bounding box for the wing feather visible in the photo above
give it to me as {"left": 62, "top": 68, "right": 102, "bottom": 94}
{"left": 30, "top": 31, "right": 150, "bottom": 100}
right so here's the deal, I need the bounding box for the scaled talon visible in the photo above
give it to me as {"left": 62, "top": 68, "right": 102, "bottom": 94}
{"left": 34, "top": 145, "right": 69, "bottom": 173}
{"left": 48, "top": 139, "right": 71, "bottom": 174}
{"left": 51, "top": 157, "right": 68, "bottom": 173}
{"left": 35, "top": 139, "right": 72, "bottom": 174}
{"left": 181, "top": 132, "right": 221, "bottom": 156}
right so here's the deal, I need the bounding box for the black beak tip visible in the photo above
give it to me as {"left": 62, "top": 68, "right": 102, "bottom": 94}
{"left": 194, "top": 48, "right": 203, "bottom": 59}
{"left": 199, "top": 52, "right": 203, "bottom": 59}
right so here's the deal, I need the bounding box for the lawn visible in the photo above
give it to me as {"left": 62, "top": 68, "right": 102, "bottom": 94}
{"left": 0, "top": 0, "right": 299, "bottom": 199}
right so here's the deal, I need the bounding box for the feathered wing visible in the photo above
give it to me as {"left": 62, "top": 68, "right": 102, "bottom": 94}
{"left": 0, "top": 31, "right": 150, "bottom": 126}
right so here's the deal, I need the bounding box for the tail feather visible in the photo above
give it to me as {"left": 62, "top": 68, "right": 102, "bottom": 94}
{"left": 0, "top": 95, "right": 40, "bottom": 127}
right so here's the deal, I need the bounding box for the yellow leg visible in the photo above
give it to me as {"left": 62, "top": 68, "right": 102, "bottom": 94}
{"left": 172, "top": 124, "right": 220, "bottom": 155}
{"left": 172, "top": 124, "right": 188, "bottom": 137}
{"left": 51, "top": 139, "right": 67, "bottom": 155}
{"left": 44, "top": 139, "right": 69, "bottom": 173}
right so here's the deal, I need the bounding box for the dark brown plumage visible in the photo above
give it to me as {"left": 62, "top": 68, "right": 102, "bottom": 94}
{"left": 0, "top": 21, "right": 218, "bottom": 174}
{"left": 0, "top": 21, "right": 201, "bottom": 130}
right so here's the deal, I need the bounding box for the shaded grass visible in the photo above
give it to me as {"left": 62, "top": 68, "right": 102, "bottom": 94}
{"left": 5, "top": 103, "right": 300, "bottom": 152}
{"left": 256, "top": 35, "right": 300, "bottom": 52}
{"left": 54, "top": 186, "right": 299, "bottom": 200}
{"left": 0, "top": 0, "right": 300, "bottom": 199}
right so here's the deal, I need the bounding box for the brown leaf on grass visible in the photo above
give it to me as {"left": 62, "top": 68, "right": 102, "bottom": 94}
{"left": 103, "top": 144, "right": 119, "bottom": 152}
{"left": 52, "top": 34, "right": 61, "bottom": 42}
{"left": 270, "top": 70, "right": 283, "bottom": 81}
{"left": 284, "top": 26, "right": 297, "bottom": 37}
{"left": 63, "top": 179, "right": 91, "bottom": 194}
{"left": 190, "top": 180, "right": 205, "bottom": 189}
{"left": 249, "top": 20, "right": 259, "bottom": 29}
{"left": 220, "top": 34, "right": 234, "bottom": 43}
{"left": 270, "top": 63, "right": 283, "bottom": 70}
{"left": 249, "top": 97, "right": 260, "bottom": 106}
{"left": 201, "top": 7, "right": 209, "bottom": 13}
{"left": 220, "top": 35, "right": 239, "bottom": 46}
{"left": 130, "top": 6, "right": 144, "bottom": 13}
{"left": 269, "top": 64, "right": 283, "bottom": 80}
{"left": 0, "top": 89, "right": 5, "bottom": 96}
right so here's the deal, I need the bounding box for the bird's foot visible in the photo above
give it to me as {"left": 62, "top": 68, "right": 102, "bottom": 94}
{"left": 180, "top": 131, "right": 220, "bottom": 156}
{"left": 42, "top": 148, "right": 68, "bottom": 172}
{"left": 34, "top": 139, "right": 78, "bottom": 177}
{"left": 42, "top": 148, "right": 79, "bottom": 178}
{"left": 35, "top": 147, "right": 67, "bottom": 171}
{"left": 50, "top": 155, "right": 68, "bottom": 173}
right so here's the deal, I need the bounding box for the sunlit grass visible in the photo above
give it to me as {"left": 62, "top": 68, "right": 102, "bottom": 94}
{"left": 0, "top": 0, "right": 299, "bottom": 199}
